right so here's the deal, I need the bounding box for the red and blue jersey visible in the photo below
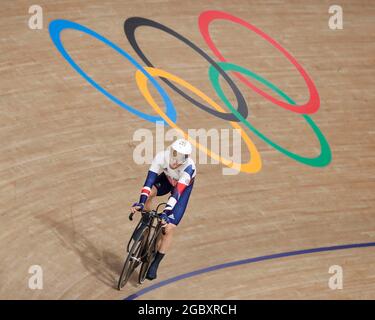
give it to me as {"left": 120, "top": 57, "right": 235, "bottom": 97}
{"left": 139, "top": 149, "right": 196, "bottom": 212}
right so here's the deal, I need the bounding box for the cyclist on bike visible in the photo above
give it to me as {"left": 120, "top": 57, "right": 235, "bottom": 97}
{"left": 130, "top": 138, "right": 196, "bottom": 280}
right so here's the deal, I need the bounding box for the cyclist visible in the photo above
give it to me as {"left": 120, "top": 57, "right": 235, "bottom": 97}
{"left": 130, "top": 138, "right": 196, "bottom": 280}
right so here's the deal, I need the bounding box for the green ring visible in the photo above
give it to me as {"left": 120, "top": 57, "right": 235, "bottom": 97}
{"left": 209, "top": 62, "right": 332, "bottom": 167}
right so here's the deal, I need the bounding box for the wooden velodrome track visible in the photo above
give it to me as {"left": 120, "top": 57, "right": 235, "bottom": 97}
{"left": 1, "top": 0, "right": 374, "bottom": 299}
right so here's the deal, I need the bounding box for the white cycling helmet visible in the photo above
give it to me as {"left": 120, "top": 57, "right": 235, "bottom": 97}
{"left": 169, "top": 138, "right": 192, "bottom": 166}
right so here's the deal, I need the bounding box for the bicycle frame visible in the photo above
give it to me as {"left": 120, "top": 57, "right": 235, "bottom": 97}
{"left": 126, "top": 202, "right": 167, "bottom": 253}
{"left": 118, "top": 202, "right": 168, "bottom": 289}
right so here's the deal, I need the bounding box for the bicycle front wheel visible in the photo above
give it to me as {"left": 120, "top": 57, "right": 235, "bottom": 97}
{"left": 117, "top": 226, "right": 149, "bottom": 290}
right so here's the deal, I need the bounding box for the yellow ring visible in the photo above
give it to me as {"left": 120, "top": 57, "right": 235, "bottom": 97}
{"left": 135, "top": 67, "right": 262, "bottom": 173}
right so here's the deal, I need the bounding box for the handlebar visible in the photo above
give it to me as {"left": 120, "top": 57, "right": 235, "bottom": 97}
{"left": 129, "top": 203, "right": 168, "bottom": 235}
{"left": 129, "top": 211, "right": 135, "bottom": 221}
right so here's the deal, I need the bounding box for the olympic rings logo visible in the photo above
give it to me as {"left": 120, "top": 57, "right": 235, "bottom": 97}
{"left": 49, "top": 10, "right": 331, "bottom": 173}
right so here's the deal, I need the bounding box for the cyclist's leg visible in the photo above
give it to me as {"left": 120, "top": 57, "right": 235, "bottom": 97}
{"left": 157, "top": 182, "right": 193, "bottom": 252}
{"left": 147, "top": 182, "right": 194, "bottom": 280}
{"left": 166, "top": 181, "right": 194, "bottom": 226}
{"left": 157, "top": 223, "right": 176, "bottom": 253}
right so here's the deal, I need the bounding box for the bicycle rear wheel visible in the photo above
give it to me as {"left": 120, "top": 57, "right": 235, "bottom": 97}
{"left": 117, "top": 226, "right": 149, "bottom": 290}
{"left": 138, "top": 251, "right": 155, "bottom": 284}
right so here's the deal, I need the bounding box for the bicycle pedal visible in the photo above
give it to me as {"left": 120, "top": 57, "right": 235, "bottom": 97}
{"left": 130, "top": 255, "right": 141, "bottom": 263}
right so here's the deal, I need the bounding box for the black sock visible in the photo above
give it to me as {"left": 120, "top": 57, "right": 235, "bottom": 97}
{"left": 151, "top": 251, "right": 165, "bottom": 269}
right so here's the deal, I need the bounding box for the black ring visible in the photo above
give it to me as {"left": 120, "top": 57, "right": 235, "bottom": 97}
{"left": 124, "top": 17, "right": 248, "bottom": 122}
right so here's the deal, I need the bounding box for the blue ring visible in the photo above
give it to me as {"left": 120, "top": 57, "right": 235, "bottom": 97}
{"left": 49, "top": 19, "right": 177, "bottom": 124}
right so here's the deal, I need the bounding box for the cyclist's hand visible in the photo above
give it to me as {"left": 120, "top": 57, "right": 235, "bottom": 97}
{"left": 130, "top": 202, "right": 144, "bottom": 214}
{"left": 159, "top": 212, "right": 170, "bottom": 225}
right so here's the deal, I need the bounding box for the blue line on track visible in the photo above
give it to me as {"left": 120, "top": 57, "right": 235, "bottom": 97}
{"left": 124, "top": 241, "right": 375, "bottom": 300}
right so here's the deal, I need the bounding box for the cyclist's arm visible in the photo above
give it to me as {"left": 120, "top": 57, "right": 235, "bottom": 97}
{"left": 164, "top": 165, "right": 194, "bottom": 214}
{"left": 138, "top": 152, "right": 164, "bottom": 205}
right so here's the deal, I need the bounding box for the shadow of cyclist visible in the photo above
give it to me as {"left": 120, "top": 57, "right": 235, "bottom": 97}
{"left": 36, "top": 213, "right": 130, "bottom": 289}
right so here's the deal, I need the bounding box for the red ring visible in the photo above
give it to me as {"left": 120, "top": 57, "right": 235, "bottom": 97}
{"left": 199, "top": 10, "right": 320, "bottom": 114}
